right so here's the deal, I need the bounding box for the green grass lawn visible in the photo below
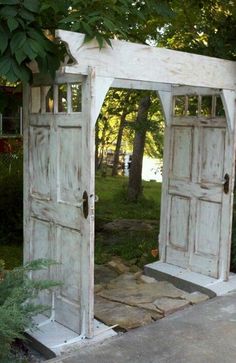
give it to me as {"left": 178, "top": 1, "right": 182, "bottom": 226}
{"left": 96, "top": 175, "right": 162, "bottom": 221}
{"left": 95, "top": 175, "right": 162, "bottom": 267}
{"left": 0, "top": 244, "right": 23, "bottom": 269}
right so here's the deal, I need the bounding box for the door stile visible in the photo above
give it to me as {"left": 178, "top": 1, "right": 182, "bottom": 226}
{"left": 23, "top": 83, "right": 30, "bottom": 264}
{"left": 158, "top": 89, "right": 173, "bottom": 262}
{"left": 219, "top": 91, "right": 236, "bottom": 280}
{"left": 79, "top": 73, "right": 95, "bottom": 338}
{"left": 80, "top": 68, "right": 113, "bottom": 338}
{"left": 188, "top": 125, "right": 200, "bottom": 269}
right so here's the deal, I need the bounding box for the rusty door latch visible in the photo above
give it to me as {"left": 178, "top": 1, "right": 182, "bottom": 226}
{"left": 82, "top": 191, "right": 89, "bottom": 218}
{"left": 224, "top": 173, "right": 230, "bottom": 194}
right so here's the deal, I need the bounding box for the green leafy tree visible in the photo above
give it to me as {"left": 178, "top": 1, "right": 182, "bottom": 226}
{"left": 0, "top": 0, "right": 172, "bottom": 82}
{"left": 0, "top": 0, "right": 60, "bottom": 82}
{"left": 127, "top": 94, "right": 151, "bottom": 202}
{"left": 156, "top": 0, "right": 236, "bottom": 60}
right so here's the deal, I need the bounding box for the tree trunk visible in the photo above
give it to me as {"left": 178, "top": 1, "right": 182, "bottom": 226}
{"left": 127, "top": 95, "right": 151, "bottom": 202}
{"left": 97, "top": 116, "right": 109, "bottom": 171}
{"left": 112, "top": 112, "right": 126, "bottom": 176}
{"left": 112, "top": 91, "right": 131, "bottom": 176}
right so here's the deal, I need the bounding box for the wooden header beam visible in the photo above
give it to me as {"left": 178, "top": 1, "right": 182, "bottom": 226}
{"left": 56, "top": 30, "right": 236, "bottom": 91}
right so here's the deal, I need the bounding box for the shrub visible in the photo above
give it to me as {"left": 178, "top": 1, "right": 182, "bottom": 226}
{"left": 0, "top": 259, "right": 60, "bottom": 362}
{"left": 0, "top": 153, "right": 23, "bottom": 245}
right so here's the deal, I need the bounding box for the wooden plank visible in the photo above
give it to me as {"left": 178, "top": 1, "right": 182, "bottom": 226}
{"left": 172, "top": 86, "right": 221, "bottom": 96}
{"left": 157, "top": 90, "right": 172, "bottom": 125}
{"left": 159, "top": 125, "right": 171, "bottom": 262}
{"left": 23, "top": 83, "right": 30, "bottom": 263}
{"left": 168, "top": 180, "right": 223, "bottom": 203}
{"left": 80, "top": 69, "right": 95, "bottom": 338}
{"left": 112, "top": 79, "right": 171, "bottom": 92}
{"left": 80, "top": 68, "right": 112, "bottom": 337}
{"left": 29, "top": 114, "right": 84, "bottom": 127}
{"left": 32, "top": 73, "right": 85, "bottom": 86}
{"left": 56, "top": 30, "right": 236, "bottom": 90}
{"left": 219, "top": 127, "right": 235, "bottom": 280}
{"left": 158, "top": 91, "right": 173, "bottom": 262}
{"left": 172, "top": 117, "right": 226, "bottom": 127}
{"left": 221, "top": 90, "right": 236, "bottom": 132}
{"left": 88, "top": 68, "right": 113, "bottom": 125}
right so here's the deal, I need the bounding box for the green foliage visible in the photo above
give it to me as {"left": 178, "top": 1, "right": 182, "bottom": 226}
{"left": 96, "top": 89, "right": 164, "bottom": 167}
{"left": 0, "top": 152, "right": 23, "bottom": 245}
{"left": 156, "top": 0, "right": 236, "bottom": 60}
{"left": 0, "top": 0, "right": 172, "bottom": 82}
{"left": 51, "top": 0, "right": 172, "bottom": 46}
{"left": 95, "top": 230, "right": 158, "bottom": 267}
{"left": 0, "top": 87, "right": 22, "bottom": 114}
{"left": 0, "top": 0, "right": 60, "bottom": 82}
{"left": 0, "top": 244, "right": 22, "bottom": 269}
{"left": 96, "top": 175, "right": 162, "bottom": 221}
{"left": 0, "top": 258, "right": 60, "bottom": 362}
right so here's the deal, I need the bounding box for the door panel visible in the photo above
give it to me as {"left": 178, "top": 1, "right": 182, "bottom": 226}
{"left": 57, "top": 226, "right": 82, "bottom": 301}
{"left": 200, "top": 127, "right": 225, "bottom": 182}
{"left": 169, "top": 196, "right": 190, "bottom": 250}
{"left": 31, "top": 218, "right": 51, "bottom": 281}
{"left": 24, "top": 79, "right": 94, "bottom": 335}
{"left": 58, "top": 127, "right": 82, "bottom": 205}
{"left": 195, "top": 200, "right": 221, "bottom": 256}
{"left": 30, "top": 126, "right": 50, "bottom": 199}
{"left": 171, "top": 126, "right": 193, "bottom": 180}
{"left": 160, "top": 93, "right": 234, "bottom": 279}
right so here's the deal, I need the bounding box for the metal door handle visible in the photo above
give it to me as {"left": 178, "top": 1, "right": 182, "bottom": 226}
{"left": 82, "top": 191, "right": 89, "bottom": 218}
{"left": 223, "top": 173, "right": 229, "bottom": 194}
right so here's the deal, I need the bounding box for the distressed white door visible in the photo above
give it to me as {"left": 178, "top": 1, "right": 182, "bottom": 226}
{"left": 24, "top": 75, "right": 96, "bottom": 336}
{"left": 160, "top": 93, "right": 235, "bottom": 279}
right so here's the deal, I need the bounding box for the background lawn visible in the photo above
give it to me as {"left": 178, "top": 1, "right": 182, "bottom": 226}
{"left": 95, "top": 175, "right": 162, "bottom": 267}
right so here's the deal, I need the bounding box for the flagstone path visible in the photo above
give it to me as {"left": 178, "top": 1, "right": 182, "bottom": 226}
{"left": 94, "top": 258, "right": 209, "bottom": 330}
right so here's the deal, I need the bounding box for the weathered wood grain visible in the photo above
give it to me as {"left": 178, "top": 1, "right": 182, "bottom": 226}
{"left": 56, "top": 30, "right": 236, "bottom": 90}
{"left": 159, "top": 91, "right": 235, "bottom": 279}
{"left": 23, "top": 74, "right": 111, "bottom": 337}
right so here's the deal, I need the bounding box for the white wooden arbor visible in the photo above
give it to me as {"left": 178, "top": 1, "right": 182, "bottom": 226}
{"left": 23, "top": 30, "right": 236, "bottom": 343}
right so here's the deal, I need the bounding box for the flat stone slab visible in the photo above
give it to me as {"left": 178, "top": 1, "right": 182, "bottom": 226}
{"left": 99, "top": 276, "right": 189, "bottom": 305}
{"left": 103, "top": 219, "right": 157, "bottom": 232}
{"left": 106, "top": 260, "right": 130, "bottom": 274}
{"left": 95, "top": 273, "right": 198, "bottom": 328}
{"left": 95, "top": 296, "right": 154, "bottom": 330}
{"left": 94, "top": 272, "right": 209, "bottom": 330}
{"left": 184, "top": 291, "right": 209, "bottom": 304}
{"left": 153, "top": 297, "right": 190, "bottom": 316}
{"left": 94, "top": 264, "right": 119, "bottom": 284}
